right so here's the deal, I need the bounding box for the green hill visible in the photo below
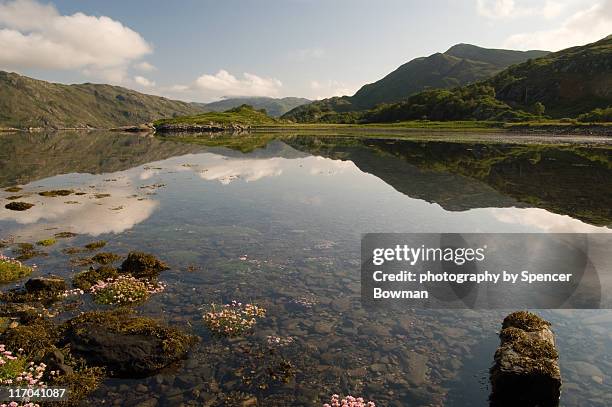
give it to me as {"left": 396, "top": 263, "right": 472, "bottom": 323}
{"left": 364, "top": 35, "right": 612, "bottom": 122}
{"left": 283, "top": 44, "right": 548, "bottom": 122}
{"left": 489, "top": 35, "right": 612, "bottom": 117}
{"left": 194, "top": 96, "right": 310, "bottom": 117}
{"left": 0, "top": 71, "right": 205, "bottom": 129}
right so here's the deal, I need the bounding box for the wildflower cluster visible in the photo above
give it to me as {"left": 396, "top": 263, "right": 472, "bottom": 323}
{"left": 90, "top": 275, "right": 165, "bottom": 306}
{"left": 324, "top": 395, "right": 376, "bottom": 407}
{"left": 0, "top": 254, "right": 35, "bottom": 283}
{"left": 203, "top": 301, "right": 266, "bottom": 337}
{"left": 0, "top": 344, "right": 46, "bottom": 388}
{"left": 60, "top": 288, "right": 85, "bottom": 298}
{"left": 0, "top": 402, "right": 40, "bottom": 407}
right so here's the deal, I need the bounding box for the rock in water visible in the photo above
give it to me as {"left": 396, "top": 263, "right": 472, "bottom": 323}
{"left": 63, "top": 310, "right": 196, "bottom": 378}
{"left": 25, "top": 275, "right": 67, "bottom": 294}
{"left": 120, "top": 251, "right": 169, "bottom": 278}
{"left": 490, "top": 311, "right": 561, "bottom": 407}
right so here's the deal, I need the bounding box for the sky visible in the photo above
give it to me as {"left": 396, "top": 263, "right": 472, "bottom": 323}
{"left": 0, "top": 0, "right": 610, "bottom": 102}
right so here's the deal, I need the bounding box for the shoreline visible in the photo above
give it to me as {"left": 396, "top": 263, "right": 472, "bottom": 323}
{"left": 2, "top": 122, "right": 612, "bottom": 138}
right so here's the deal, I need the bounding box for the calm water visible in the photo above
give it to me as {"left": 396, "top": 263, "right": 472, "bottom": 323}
{"left": 0, "top": 131, "right": 611, "bottom": 406}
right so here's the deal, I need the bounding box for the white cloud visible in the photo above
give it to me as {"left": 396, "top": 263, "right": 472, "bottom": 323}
{"left": 134, "top": 61, "right": 156, "bottom": 72}
{"left": 502, "top": 0, "right": 612, "bottom": 50}
{"left": 194, "top": 69, "right": 282, "bottom": 97}
{"left": 476, "top": 0, "right": 566, "bottom": 19}
{"left": 310, "top": 79, "right": 357, "bottom": 99}
{"left": 134, "top": 75, "right": 155, "bottom": 87}
{"left": 0, "top": 0, "right": 151, "bottom": 83}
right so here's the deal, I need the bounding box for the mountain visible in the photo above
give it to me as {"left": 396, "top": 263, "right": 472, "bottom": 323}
{"left": 195, "top": 97, "right": 310, "bottom": 117}
{"left": 283, "top": 44, "right": 548, "bottom": 122}
{"left": 0, "top": 71, "right": 205, "bottom": 129}
{"left": 488, "top": 35, "right": 612, "bottom": 117}
{"left": 364, "top": 35, "right": 612, "bottom": 122}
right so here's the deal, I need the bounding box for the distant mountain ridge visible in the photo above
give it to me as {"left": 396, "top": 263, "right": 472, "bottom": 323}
{"left": 283, "top": 44, "right": 548, "bottom": 122}
{"left": 0, "top": 71, "right": 206, "bottom": 129}
{"left": 195, "top": 96, "right": 310, "bottom": 117}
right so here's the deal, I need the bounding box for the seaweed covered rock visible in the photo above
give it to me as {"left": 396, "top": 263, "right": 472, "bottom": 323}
{"left": 120, "top": 251, "right": 169, "bottom": 278}
{"left": 5, "top": 201, "right": 34, "bottom": 211}
{"left": 72, "top": 266, "right": 119, "bottom": 290}
{"left": 91, "top": 252, "right": 121, "bottom": 265}
{"left": 25, "top": 274, "right": 67, "bottom": 294}
{"left": 490, "top": 311, "right": 561, "bottom": 407}
{"left": 63, "top": 310, "right": 196, "bottom": 377}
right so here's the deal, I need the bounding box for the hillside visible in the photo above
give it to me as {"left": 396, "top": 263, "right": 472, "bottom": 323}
{"left": 195, "top": 96, "right": 310, "bottom": 117}
{"left": 283, "top": 44, "right": 548, "bottom": 122}
{"left": 489, "top": 35, "right": 612, "bottom": 117}
{"left": 363, "top": 35, "right": 612, "bottom": 123}
{"left": 0, "top": 71, "right": 205, "bottom": 129}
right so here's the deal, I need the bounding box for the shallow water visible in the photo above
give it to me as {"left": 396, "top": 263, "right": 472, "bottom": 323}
{"left": 0, "top": 131, "right": 611, "bottom": 406}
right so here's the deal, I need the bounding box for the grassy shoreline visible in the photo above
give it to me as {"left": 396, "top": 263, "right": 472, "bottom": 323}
{"left": 3, "top": 120, "right": 611, "bottom": 136}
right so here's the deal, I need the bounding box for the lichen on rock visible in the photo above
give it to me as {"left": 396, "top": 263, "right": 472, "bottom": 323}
{"left": 490, "top": 311, "right": 561, "bottom": 407}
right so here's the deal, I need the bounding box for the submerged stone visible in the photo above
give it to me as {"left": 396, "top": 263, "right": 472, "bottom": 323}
{"left": 5, "top": 201, "right": 34, "bottom": 211}
{"left": 84, "top": 241, "right": 107, "bottom": 250}
{"left": 39, "top": 189, "right": 74, "bottom": 197}
{"left": 4, "top": 186, "right": 22, "bottom": 193}
{"left": 36, "top": 238, "right": 57, "bottom": 247}
{"left": 92, "top": 252, "right": 121, "bottom": 265}
{"left": 63, "top": 310, "right": 196, "bottom": 377}
{"left": 54, "top": 231, "right": 78, "bottom": 239}
{"left": 121, "top": 251, "right": 169, "bottom": 278}
{"left": 490, "top": 311, "right": 561, "bottom": 407}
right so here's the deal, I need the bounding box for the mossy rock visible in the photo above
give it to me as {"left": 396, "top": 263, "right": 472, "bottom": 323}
{"left": 13, "top": 242, "right": 46, "bottom": 261}
{"left": 54, "top": 232, "right": 78, "bottom": 239}
{"left": 72, "top": 266, "right": 119, "bottom": 290}
{"left": 62, "top": 310, "right": 196, "bottom": 377}
{"left": 84, "top": 241, "right": 107, "bottom": 251}
{"left": 121, "top": 251, "right": 169, "bottom": 278}
{"left": 0, "top": 258, "right": 34, "bottom": 283}
{"left": 0, "top": 318, "right": 61, "bottom": 359}
{"left": 502, "top": 311, "right": 551, "bottom": 332}
{"left": 36, "top": 238, "right": 57, "bottom": 247}
{"left": 5, "top": 201, "right": 34, "bottom": 211}
{"left": 91, "top": 252, "right": 121, "bottom": 265}
{"left": 25, "top": 275, "right": 67, "bottom": 294}
{"left": 49, "top": 366, "right": 105, "bottom": 407}
{"left": 39, "top": 189, "right": 74, "bottom": 197}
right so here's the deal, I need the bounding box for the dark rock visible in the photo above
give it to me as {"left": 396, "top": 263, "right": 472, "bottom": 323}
{"left": 25, "top": 275, "right": 67, "bottom": 294}
{"left": 120, "top": 251, "right": 169, "bottom": 277}
{"left": 63, "top": 310, "right": 196, "bottom": 378}
{"left": 490, "top": 311, "right": 561, "bottom": 407}
{"left": 5, "top": 201, "right": 34, "bottom": 211}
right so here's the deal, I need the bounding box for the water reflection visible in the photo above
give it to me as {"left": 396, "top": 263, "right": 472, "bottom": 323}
{"left": 0, "top": 131, "right": 610, "bottom": 406}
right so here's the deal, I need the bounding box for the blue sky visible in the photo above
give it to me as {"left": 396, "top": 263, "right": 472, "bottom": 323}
{"left": 0, "top": 0, "right": 610, "bottom": 101}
